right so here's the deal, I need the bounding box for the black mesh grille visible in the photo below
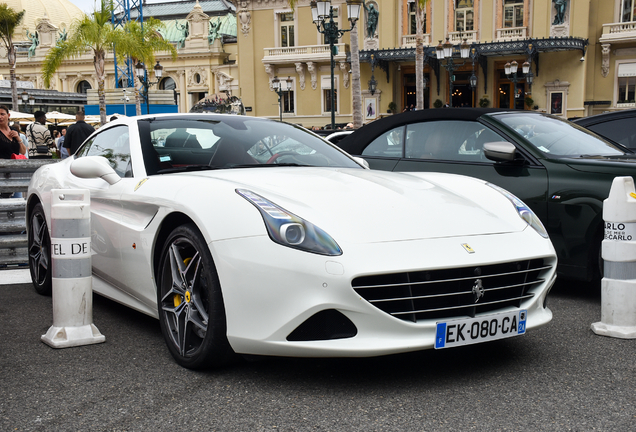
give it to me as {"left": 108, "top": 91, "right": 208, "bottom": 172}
{"left": 352, "top": 259, "right": 550, "bottom": 322}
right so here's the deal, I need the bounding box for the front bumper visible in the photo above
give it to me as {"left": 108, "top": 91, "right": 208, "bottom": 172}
{"left": 212, "top": 229, "right": 556, "bottom": 357}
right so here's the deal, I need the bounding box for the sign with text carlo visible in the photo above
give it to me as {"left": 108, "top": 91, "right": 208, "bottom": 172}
{"left": 604, "top": 222, "right": 636, "bottom": 241}
{"left": 51, "top": 238, "right": 91, "bottom": 259}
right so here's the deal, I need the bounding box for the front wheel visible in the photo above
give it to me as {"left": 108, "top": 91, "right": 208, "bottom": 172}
{"left": 157, "top": 224, "right": 234, "bottom": 369}
{"left": 28, "top": 203, "right": 52, "bottom": 295}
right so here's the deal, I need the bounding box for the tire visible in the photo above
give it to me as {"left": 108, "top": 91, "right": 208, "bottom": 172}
{"left": 157, "top": 224, "right": 234, "bottom": 369}
{"left": 28, "top": 203, "right": 52, "bottom": 296}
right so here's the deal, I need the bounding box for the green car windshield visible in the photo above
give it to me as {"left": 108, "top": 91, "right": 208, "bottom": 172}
{"left": 494, "top": 112, "right": 627, "bottom": 157}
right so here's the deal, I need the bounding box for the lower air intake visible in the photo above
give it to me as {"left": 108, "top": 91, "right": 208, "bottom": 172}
{"left": 287, "top": 309, "right": 357, "bottom": 341}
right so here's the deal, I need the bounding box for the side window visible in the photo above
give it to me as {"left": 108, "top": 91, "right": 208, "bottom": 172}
{"left": 405, "top": 121, "right": 505, "bottom": 162}
{"left": 361, "top": 126, "right": 404, "bottom": 158}
{"left": 80, "top": 126, "right": 132, "bottom": 177}
{"left": 589, "top": 118, "right": 636, "bottom": 150}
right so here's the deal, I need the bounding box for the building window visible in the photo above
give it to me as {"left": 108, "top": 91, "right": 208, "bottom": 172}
{"left": 324, "top": 89, "right": 337, "bottom": 112}
{"left": 159, "top": 77, "right": 176, "bottom": 91}
{"left": 76, "top": 80, "right": 92, "bottom": 93}
{"left": 280, "top": 12, "right": 295, "bottom": 47}
{"left": 455, "top": 0, "right": 474, "bottom": 32}
{"left": 622, "top": 0, "right": 636, "bottom": 22}
{"left": 282, "top": 90, "right": 295, "bottom": 113}
{"left": 617, "top": 63, "right": 636, "bottom": 106}
{"left": 408, "top": 2, "right": 426, "bottom": 34}
{"left": 504, "top": 0, "right": 523, "bottom": 27}
{"left": 618, "top": 77, "right": 636, "bottom": 104}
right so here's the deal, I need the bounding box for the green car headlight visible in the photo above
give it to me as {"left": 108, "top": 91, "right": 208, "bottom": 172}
{"left": 237, "top": 189, "right": 343, "bottom": 256}
{"left": 487, "top": 183, "right": 549, "bottom": 239}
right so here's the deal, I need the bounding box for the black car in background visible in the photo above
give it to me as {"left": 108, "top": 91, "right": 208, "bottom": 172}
{"left": 572, "top": 109, "right": 636, "bottom": 151}
{"left": 337, "top": 108, "right": 636, "bottom": 283}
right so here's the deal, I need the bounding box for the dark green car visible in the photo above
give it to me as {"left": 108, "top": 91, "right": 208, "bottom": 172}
{"left": 338, "top": 108, "right": 636, "bottom": 282}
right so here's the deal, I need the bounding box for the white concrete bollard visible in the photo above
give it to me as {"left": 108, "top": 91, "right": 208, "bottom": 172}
{"left": 591, "top": 176, "right": 636, "bottom": 339}
{"left": 41, "top": 189, "right": 105, "bottom": 348}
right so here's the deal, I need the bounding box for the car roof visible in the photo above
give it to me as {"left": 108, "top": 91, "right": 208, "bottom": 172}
{"left": 337, "top": 107, "right": 517, "bottom": 154}
{"left": 572, "top": 109, "right": 636, "bottom": 127}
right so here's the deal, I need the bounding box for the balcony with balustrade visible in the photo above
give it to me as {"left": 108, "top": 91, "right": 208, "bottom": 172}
{"left": 262, "top": 43, "right": 348, "bottom": 65}
{"left": 599, "top": 21, "right": 636, "bottom": 43}
{"left": 401, "top": 34, "right": 431, "bottom": 48}
{"left": 496, "top": 27, "right": 528, "bottom": 41}
{"left": 449, "top": 31, "right": 477, "bottom": 43}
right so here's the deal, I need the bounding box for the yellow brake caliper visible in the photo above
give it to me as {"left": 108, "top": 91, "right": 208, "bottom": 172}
{"left": 173, "top": 257, "right": 193, "bottom": 307}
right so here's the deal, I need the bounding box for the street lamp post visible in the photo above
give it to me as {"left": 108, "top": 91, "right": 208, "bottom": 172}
{"left": 368, "top": 53, "right": 377, "bottom": 95}
{"left": 271, "top": 76, "right": 292, "bottom": 122}
{"left": 120, "top": 89, "right": 133, "bottom": 116}
{"left": 21, "top": 90, "right": 34, "bottom": 113}
{"left": 504, "top": 60, "right": 531, "bottom": 109}
{"left": 436, "top": 37, "right": 470, "bottom": 107}
{"left": 311, "top": 0, "right": 362, "bottom": 130}
{"left": 135, "top": 61, "right": 164, "bottom": 115}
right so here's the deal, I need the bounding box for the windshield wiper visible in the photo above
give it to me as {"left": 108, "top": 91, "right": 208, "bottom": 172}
{"left": 226, "top": 163, "right": 307, "bottom": 168}
{"left": 157, "top": 165, "right": 218, "bottom": 174}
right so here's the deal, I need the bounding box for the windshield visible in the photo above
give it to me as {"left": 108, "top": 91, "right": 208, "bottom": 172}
{"left": 142, "top": 116, "right": 361, "bottom": 174}
{"left": 492, "top": 112, "right": 627, "bottom": 157}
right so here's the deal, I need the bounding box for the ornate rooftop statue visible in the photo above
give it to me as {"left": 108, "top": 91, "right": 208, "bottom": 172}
{"left": 553, "top": 0, "right": 567, "bottom": 25}
{"left": 365, "top": 3, "right": 378, "bottom": 39}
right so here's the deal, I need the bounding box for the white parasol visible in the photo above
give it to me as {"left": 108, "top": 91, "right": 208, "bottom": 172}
{"left": 9, "top": 110, "right": 35, "bottom": 124}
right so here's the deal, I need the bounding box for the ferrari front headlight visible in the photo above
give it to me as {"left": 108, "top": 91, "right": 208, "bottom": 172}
{"left": 487, "top": 183, "right": 549, "bottom": 239}
{"left": 237, "top": 189, "right": 342, "bottom": 256}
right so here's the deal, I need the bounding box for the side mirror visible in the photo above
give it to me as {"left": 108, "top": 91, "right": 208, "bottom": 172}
{"left": 70, "top": 156, "right": 121, "bottom": 185}
{"left": 352, "top": 156, "right": 370, "bottom": 169}
{"left": 483, "top": 141, "right": 517, "bottom": 162}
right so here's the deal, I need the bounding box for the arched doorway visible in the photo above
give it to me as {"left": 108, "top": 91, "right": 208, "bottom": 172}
{"left": 159, "top": 76, "right": 178, "bottom": 106}
{"left": 76, "top": 80, "right": 92, "bottom": 93}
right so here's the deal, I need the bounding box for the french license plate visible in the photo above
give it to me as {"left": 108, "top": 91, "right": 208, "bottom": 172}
{"left": 435, "top": 310, "right": 527, "bottom": 349}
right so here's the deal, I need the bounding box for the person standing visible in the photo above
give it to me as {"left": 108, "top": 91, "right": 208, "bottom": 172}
{"left": 12, "top": 124, "right": 29, "bottom": 156}
{"left": 57, "top": 128, "right": 68, "bottom": 159}
{"left": 64, "top": 109, "right": 95, "bottom": 156}
{"left": 26, "top": 111, "right": 55, "bottom": 157}
{"left": 0, "top": 105, "right": 27, "bottom": 197}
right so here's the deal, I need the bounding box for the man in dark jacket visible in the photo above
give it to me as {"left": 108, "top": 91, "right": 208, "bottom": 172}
{"left": 64, "top": 109, "right": 95, "bottom": 155}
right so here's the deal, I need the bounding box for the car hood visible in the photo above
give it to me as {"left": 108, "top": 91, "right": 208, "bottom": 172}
{"left": 186, "top": 167, "right": 525, "bottom": 244}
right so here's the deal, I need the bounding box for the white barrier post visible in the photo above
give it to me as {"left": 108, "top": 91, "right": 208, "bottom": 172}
{"left": 41, "top": 189, "right": 105, "bottom": 348}
{"left": 591, "top": 176, "right": 636, "bottom": 339}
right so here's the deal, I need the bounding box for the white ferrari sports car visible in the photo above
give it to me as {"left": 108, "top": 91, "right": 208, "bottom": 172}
{"left": 27, "top": 114, "right": 556, "bottom": 369}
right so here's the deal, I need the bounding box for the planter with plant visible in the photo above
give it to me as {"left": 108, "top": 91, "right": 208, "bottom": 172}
{"left": 478, "top": 96, "right": 490, "bottom": 108}
{"left": 388, "top": 101, "right": 397, "bottom": 114}
{"left": 525, "top": 96, "right": 534, "bottom": 110}
{"left": 433, "top": 99, "right": 443, "bottom": 108}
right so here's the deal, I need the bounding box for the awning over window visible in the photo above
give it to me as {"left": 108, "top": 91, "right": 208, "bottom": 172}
{"left": 618, "top": 62, "right": 636, "bottom": 77}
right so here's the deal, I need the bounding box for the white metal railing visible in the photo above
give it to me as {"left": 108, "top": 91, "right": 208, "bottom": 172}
{"left": 263, "top": 43, "right": 347, "bottom": 60}
{"left": 496, "top": 27, "right": 527, "bottom": 40}
{"left": 401, "top": 34, "right": 431, "bottom": 47}
{"left": 449, "top": 30, "right": 477, "bottom": 43}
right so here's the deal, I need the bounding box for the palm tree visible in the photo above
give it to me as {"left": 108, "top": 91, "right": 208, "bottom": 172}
{"left": 42, "top": 0, "right": 176, "bottom": 125}
{"left": 116, "top": 19, "right": 177, "bottom": 115}
{"left": 0, "top": 4, "right": 25, "bottom": 111}
{"left": 415, "top": 0, "right": 428, "bottom": 110}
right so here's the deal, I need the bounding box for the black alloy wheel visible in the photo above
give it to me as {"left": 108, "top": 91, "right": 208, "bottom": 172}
{"left": 28, "top": 203, "right": 52, "bottom": 295}
{"left": 157, "top": 224, "right": 234, "bottom": 369}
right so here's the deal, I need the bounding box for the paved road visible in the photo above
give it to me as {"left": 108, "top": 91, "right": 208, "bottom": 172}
{"left": 1, "top": 274, "right": 634, "bottom": 431}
